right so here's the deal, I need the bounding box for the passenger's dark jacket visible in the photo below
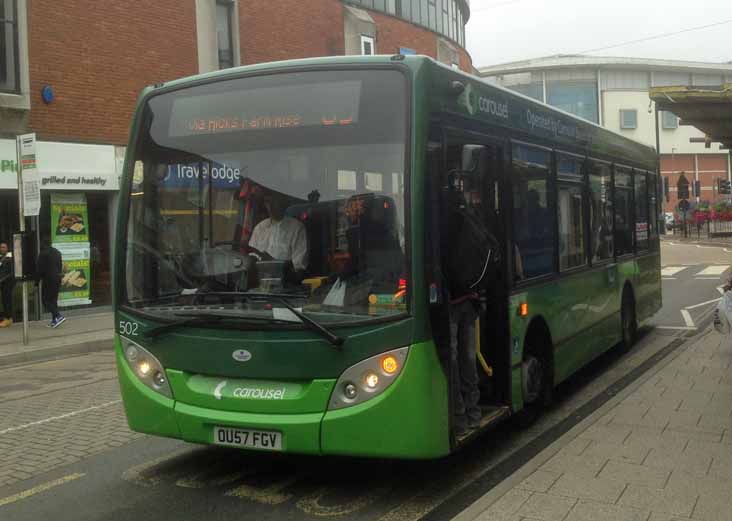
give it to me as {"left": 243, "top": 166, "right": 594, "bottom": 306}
{"left": 0, "top": 252, "right": 13, "bottom": 286}
{"left": 445, "top": 195, "right": 500, "bottom": 299}
{"left": 36, "top": 246, "right": 63, "bottom": 287}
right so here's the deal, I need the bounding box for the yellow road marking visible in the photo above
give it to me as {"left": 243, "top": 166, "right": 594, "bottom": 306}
{"left": 225, "top": 475, "right": 300, "bottom": 505}
{"left": 121, "top": 449, "right": 191, "bottom": 488}
{"left": 297, "top": 486, "right": 391, "bottom": 517}
{"left": 176, "top": 471, "right": 244, "bottom": 489}
{"left": 0, "top": 473, "right": 85, "bottom": 508}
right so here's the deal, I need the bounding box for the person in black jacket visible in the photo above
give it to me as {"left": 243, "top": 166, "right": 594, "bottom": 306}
{"left": 0, "top": 242, "right": 15, "bottom": 328}
{"left": 444, "top": 180, "right": 501, "bottom": 436}
{"left": 36, "top": 240, "right": 66, "bottom": 328}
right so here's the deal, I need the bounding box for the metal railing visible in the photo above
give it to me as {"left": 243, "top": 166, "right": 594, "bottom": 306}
{"left": 673, "top": 215, "right": 732, "bottom": 240}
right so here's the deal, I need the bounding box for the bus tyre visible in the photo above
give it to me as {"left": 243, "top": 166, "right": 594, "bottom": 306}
{"left": 516, "top": 343, "right": 551, "bottom": 427}
{"left": 620, "top": 290, "right": 637, "bottom": 353}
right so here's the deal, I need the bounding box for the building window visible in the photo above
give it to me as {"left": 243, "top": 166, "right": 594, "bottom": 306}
{"left": 0, "top": 0, "right": 19, "bottom": 93}
{"left": 349, "top": 0, "right": 466, "bottom": 48}
{"left": 620, "top": 109, "right": 637, "bottom": 130}
{"left": 216, "top": 0, "right": 234, "bottom": 69}
{"left": 546, "top": 80, "right": 599, "bottom": 123}
{"left": 360, "top": 35, "right": 375, "bottom": 55}
{"left": 662, "top": 110, "right": 678, "bottom": 129}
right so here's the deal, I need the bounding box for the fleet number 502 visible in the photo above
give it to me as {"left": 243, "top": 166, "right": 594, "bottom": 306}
{"left": 119, "top": 321, "right": 139, "bottom": 336}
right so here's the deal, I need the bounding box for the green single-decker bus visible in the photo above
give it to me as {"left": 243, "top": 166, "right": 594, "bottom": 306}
{"left": 115, "top": 55, "right": 661, "bottom": 459}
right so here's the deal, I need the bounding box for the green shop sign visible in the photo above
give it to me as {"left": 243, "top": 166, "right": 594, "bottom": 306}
{"left": 1, "top": 159, "right": 17, "bottom": 173}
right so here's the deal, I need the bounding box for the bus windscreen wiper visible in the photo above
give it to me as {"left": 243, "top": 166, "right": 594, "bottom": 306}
{"left": 173, "top": 291, "right": 346, "bottom": 348}
{"left": 142, "top": 312, "right": 293, "bottom": 339}
{"left": 272, "top": 296, "right": 345, "bottom": 349}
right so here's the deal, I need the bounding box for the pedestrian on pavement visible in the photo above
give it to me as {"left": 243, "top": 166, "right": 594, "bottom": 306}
{"left": 35, "top": 239, "right": 66, "bottom": 328}
{"left": 0, "top": 242, "right": 15, "bottom": 328}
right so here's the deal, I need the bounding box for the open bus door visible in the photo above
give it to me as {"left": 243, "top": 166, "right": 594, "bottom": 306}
{"left": 427, "top": 127, "right": 512, "bottom": 447}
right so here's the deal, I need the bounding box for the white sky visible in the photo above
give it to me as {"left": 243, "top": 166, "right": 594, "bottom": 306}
{"left": 466, "top": 0, "right": 732, "bottom": 68}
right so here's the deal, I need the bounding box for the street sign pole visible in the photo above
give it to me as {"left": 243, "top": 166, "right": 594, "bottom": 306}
{"left": 15, "top": 137, "right": 29, "bottom": 345}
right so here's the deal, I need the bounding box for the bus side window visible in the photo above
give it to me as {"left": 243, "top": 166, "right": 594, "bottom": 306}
{"left": 614, "top": 167, "right": 634, "bottom": 256}
{"left": 511, "top": 144, "right": 554, "bottom": 279}
{"left": 589, "top": 160, "right": 613, "bottom": 262}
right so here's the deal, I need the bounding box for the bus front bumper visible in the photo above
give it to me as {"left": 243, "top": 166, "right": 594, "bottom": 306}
{"left": 117, "top": 340, "right": 450, "bottom": 459}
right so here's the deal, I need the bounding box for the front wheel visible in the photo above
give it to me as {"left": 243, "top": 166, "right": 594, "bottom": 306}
{"left": 619, "top": 291, "right": 637, "bottom": 353}
{"left": 515, "top": 342, "right": 551, "bottom": 427}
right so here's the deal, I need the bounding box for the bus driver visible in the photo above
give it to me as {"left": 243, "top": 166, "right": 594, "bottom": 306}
{"left": 248, "top": 195, "right": 309, "bottom": 278}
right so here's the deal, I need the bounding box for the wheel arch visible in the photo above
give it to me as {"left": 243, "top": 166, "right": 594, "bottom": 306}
{"left": 523, "top": 315, "right": 554, "bottom": 386}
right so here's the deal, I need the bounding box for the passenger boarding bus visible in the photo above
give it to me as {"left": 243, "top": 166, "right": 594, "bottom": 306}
{"left": 115, "top": 55, "right": 661, "bottom": 458}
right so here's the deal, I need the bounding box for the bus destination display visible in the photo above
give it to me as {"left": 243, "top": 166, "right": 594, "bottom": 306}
{"left": 168, "top": 80, "right": 362, "bottom": 137}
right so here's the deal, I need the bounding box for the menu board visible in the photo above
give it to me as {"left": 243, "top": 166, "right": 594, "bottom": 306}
{"left": 56, "top": 244, "right": 92, "bottom": 307}
{"left": 50, "top": 193, "right": 92, "bottom": 306}
{"left": 51, "top": 193, "right": 89, "bottom": 244}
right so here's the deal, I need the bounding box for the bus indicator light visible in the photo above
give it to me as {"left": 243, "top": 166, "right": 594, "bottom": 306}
{"left": 518, "top": 303, "right": 528, "bottom": 317}
{"left": 381, "top": 355, "right": 398, "bottom": 374}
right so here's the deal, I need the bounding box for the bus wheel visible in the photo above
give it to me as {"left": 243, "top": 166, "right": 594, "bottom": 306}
{"left": 516, "top": 341, "right": 551, "bottom": 427}
{"left": 522, "top": 354, "right": 544, "bottom": 405}
{"left": 620, "top": 289, "right": 637, "bottom": 353}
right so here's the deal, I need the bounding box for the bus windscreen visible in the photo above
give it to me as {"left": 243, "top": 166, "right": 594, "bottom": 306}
{"left": 124, "top": 69, "right": 409, "bottom": 326}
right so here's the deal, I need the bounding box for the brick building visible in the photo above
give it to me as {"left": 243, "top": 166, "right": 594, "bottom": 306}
{"left": 0, "top": 0, "right": 472, "bottom": 314}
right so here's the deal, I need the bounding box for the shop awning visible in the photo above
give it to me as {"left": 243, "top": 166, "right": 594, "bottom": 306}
{"left": 649, "top": 83, "right": 732, "bottom": 150}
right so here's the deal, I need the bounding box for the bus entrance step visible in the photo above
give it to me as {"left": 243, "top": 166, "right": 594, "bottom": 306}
{"left": 455, "top": 405, "right": 511, "bottom": 445}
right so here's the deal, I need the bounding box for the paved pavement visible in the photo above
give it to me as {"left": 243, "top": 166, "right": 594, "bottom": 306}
{"left": 456, "top": 327, "right": 732, "bottom": 521}
{"left": 0, "top": 353, "right": 140, "bottom": 489}
{"left": 0, "top": 312, "right": 114, "bottom": 368}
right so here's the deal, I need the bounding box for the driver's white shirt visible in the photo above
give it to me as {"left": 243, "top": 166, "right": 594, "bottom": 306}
{"left": 249, "top": 216, "right": 308, "bottom": 271}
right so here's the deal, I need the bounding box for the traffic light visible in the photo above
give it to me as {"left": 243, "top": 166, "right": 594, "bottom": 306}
{"left": 718, "top": 178, "right": 731, "bottom": 195}
{"left": 693, "top": 180, "right": 701, "bottom": 197}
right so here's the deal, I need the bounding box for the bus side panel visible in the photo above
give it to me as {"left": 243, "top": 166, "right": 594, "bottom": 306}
{"left": 321, "top": 341, "right": 449, "bottom": 459}
{"left": 509, "top": 267, "right": 616, "bottom": 397}
{"left": 115, "top": 336, "right": 182, "bottom": 439}
{"left": 634, "top": 253, "right": 662, "bottom": 323}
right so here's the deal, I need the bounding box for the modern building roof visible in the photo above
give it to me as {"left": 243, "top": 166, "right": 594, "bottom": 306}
{"left": 649, "top": 83, "right": 732, "bottom": 149}
{"left": 478, "top": 54, "right": 732, "bottom": 76}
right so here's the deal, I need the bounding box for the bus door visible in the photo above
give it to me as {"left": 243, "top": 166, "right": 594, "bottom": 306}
{"left": 441, "top": 135, "right": 511, "bottom": 412}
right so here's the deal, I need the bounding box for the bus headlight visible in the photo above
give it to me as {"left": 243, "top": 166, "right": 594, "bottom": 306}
{"left": 328, "top": 347, "right": 409, "bottom": 410}
{"left": 120, "top": 337, "right": 174, "bottom": 399}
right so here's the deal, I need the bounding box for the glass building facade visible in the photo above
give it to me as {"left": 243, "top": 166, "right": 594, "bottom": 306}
{"left": 344, "top": 0, "right": 468, "bottom": 48}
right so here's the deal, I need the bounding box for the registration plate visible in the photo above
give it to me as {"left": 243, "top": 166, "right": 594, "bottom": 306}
{"left": 213, "top": 426, "right": 282, "bottom": 451}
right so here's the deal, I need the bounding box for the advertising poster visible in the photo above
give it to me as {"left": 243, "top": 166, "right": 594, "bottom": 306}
{"left": 51, "top": 193, "right": 89, "bottom": 243}
{"left": 55, "top": 244, "right": 92, "bottom": 307}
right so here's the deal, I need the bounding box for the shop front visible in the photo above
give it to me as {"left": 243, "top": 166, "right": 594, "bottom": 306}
{"left": 0, "top": 139, "right": 118, "bottom": 318}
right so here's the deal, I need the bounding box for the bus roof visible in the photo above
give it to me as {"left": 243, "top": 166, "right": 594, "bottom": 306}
{"left": 142, "top": 55, "right": 657, "bottom": 170}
